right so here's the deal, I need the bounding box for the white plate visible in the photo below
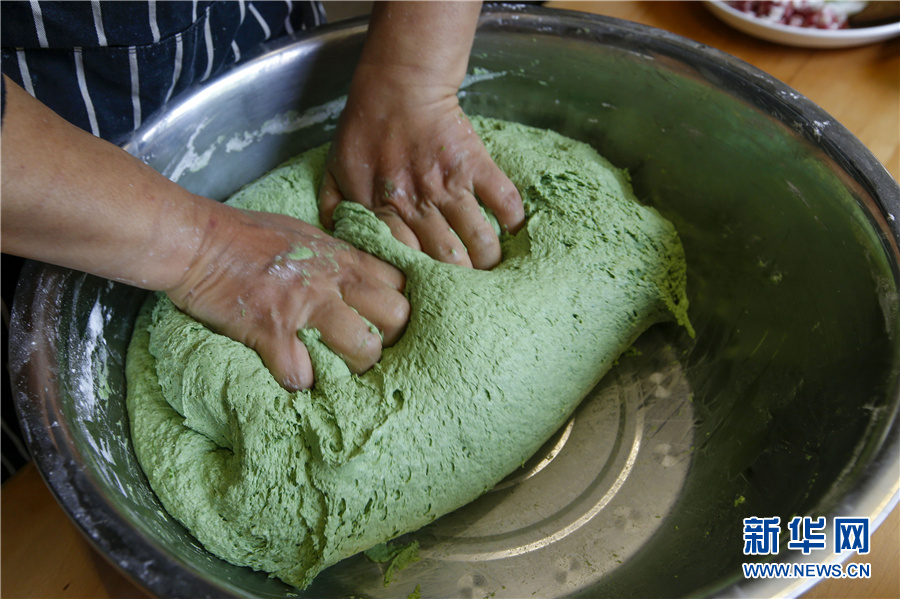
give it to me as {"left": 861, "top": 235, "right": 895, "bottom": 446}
{"left": 704, "top": 1, "right": 900, "bottom": 48}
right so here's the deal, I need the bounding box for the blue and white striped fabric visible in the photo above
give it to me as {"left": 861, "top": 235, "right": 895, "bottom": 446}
{"left": 1, "top": 0, "right": 325, "bottom": 142}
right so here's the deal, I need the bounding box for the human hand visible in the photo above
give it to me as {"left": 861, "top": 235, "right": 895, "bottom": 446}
{"left": 317, "top": 2, "right": 524, "bottom": 270}
{"left": 319, "top": 83, "right": 523, "bottom": 270}
{"left": 166, "top": 205, "right": 409, "bottom": 391}
{"left": 0, "top": 76, "right": 408, "bottom": 392}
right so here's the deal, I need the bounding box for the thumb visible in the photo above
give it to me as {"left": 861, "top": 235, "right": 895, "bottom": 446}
{"left": 317, "top": 170, "right": 344, "bottom": 231}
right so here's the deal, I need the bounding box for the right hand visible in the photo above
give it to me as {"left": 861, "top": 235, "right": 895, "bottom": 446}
{"left": 0, "top": 77, "right": 408, "bottom": 392}
{"left": 166, "top": 204, "right": 409, "bottom": 391}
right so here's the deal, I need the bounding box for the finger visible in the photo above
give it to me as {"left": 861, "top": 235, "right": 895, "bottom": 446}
{"left": 317, "top": 170, "right": 344, "bottom": 231}
{"left": 405, "top": 205, "right": 473, "bottom": 268}
{"left": 373, "top": 206, "right": 423, "bottom": 254}
{"left": 307, "top": 294, "right": 383, "bottom": 374}
{"left": 473, "top": 161, "right": 525, "bottom": 235}
{"left": 341, "top": 281, "right": 410, "bottom": 346}
{"left": 354, "top": 249, "right": 406, "bottom": 292}
{"left": 442, "top": 190, "right": 502, "bottom": 270}
{"left": 254, "top": 332, "right": 315, "bottom": 392}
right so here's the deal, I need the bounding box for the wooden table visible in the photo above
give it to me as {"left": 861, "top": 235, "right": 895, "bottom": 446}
{"left": 2, "top": 2, "right": 898, "bottom": 597}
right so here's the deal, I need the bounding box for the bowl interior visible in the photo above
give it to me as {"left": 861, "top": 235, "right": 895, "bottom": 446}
{"left": 12, "top": 9, "right": 900, "bottom": 599}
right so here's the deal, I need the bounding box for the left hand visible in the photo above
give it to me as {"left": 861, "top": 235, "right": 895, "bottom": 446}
{"left": 318, "top": 70, "right": 523, "bottom": 270}
{"left": 317, "top": 1, "right": 524, "bottom": 270}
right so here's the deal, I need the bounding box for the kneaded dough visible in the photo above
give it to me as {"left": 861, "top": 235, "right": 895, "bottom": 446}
{"left": 126, "top": 117, "right": 692, "bottom": 589}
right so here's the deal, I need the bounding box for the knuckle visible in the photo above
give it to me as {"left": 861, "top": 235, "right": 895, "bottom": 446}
{"left": 442, "top": 245, "right": 472, "bottom": 267}
{"left": 389, "top": 296, "right": 412, "bottom": 328}
{"left": 472, "top": 223, "right": 499, "bottom": 250}
{"left": 353, "top": 335, "right": 382, "bottom": 373}
{"left": 373, "top": 204, "right": 406, "bottom": 224}
{"left": 495, "top": 183, "right": 523, "bottom": 211}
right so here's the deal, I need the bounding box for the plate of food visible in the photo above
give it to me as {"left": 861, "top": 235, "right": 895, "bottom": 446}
{"left": 705, "top": 1, "right": 900, "bottom": 47}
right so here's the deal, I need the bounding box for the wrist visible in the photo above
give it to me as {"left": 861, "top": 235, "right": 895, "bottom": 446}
{"left": 347, "top": 62, "right": 462, "bottom": 118}
{"left": 356, "top": 1, "right": 480, "bottom": 95}
{"left": 162, "top": 195, "right": 234, "bottom": 304}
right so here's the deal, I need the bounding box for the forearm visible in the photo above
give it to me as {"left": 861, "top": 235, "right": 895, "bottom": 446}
{"left": 1, "top": 76, "right": 215, "bottom": 291}
{"left": 354, "top": 1, "right": 482, "bottom": 101}
{"left": 319, "top": 0, "right": 523, "bottom": 269}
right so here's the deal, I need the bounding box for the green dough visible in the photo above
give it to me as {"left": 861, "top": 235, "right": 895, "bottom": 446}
{"left": 125, "top": 117, "right": 692, "bottom": 589}
{"left": 364, "top": 541, "right": 420, "bottom": 586}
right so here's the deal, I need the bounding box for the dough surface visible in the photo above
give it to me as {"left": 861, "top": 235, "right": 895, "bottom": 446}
{"left": 126, "top": 117, "right": 691, "bottom": 589}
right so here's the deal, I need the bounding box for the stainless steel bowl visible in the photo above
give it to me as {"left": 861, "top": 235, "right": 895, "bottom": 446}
{"left": 11, "top": 6, "right": 900, "bottom": 598}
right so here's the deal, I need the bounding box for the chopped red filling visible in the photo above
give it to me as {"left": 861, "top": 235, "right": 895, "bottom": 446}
{"left": 728, "top": 1, "right": 851, "bottom": 29}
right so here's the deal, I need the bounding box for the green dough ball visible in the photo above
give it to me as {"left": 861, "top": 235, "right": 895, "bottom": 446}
{"left": 125, "top": 117, "right": 692, "bottom": 589}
